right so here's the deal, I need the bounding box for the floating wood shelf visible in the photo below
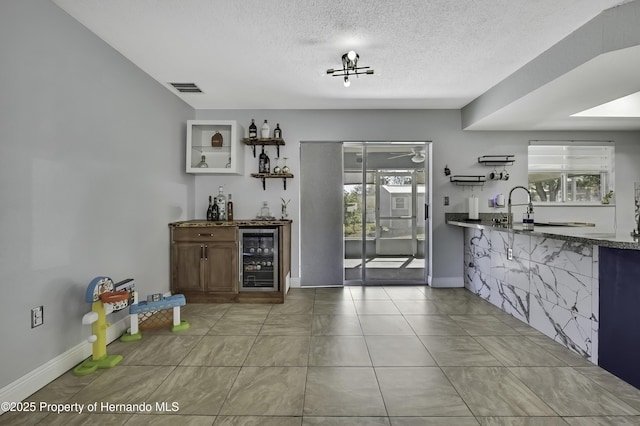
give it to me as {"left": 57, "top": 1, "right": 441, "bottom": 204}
{"left": 251, "top": 173, "right": 294, "bottom": 190}
{"left": 450, "top": 175, "right": 486, "bottom": 187}
{"left": 243, "top": 138, "right": 286, "bottom": 157}
{"left": 478, "top": 155, "right": 515, "bottom": 166}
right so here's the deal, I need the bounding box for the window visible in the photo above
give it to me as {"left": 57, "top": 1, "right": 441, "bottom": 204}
{"left": 528, "top": 142, "right": 614, "bottom": 204}
{"left": 393, "top": 196, "right": 406, "bottom": 209}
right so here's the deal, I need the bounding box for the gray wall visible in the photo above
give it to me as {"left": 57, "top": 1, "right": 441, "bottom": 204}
{"left": 195, "top": 109, "right": 640, "bottom": 286}
{"left": 0, "top": 0, "right": 194, "bottom": 388}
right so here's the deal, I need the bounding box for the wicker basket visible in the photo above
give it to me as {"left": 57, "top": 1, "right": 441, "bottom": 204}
{"left": 138, "top": 310, "right": 172, "bottom": 330}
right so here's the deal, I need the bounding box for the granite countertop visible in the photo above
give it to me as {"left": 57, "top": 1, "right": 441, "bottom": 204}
{"left": 169, "top": 219, "right": 292, "bottom": 228}
{"left": 447, "top": 218, "right": 640, "bottom": 250}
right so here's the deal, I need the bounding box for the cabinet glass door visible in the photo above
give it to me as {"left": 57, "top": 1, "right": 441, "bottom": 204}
{"left": 240, "top": 229, "right": 278, "bottom": 291}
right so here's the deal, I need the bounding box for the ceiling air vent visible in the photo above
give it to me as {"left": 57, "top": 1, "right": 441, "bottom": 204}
{"left": 169, "top": 82, "right": 202, "bottom": 93}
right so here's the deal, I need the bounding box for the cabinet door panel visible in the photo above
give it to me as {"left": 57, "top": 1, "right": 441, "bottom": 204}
{"left": 172, "top": 243, "right": 205, "bottom": 292}
{"left": 206, "top": 243, "right": 237, "bottom": 293}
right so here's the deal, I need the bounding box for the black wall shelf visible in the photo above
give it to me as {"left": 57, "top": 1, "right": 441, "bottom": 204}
{"left": 478, "top": 155, "right": 515, "bottom": 166}
{"left": 450, "top": 175, "right": 486, "bottom": 186}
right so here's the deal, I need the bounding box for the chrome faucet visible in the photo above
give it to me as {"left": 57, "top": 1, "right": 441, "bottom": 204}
{"left": 507, "top": 186, "right": 533, "bottom": 227}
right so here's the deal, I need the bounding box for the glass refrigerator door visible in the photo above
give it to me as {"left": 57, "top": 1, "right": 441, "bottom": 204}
{"left": 241, "top": 230, "right": 278, "bottom": 291}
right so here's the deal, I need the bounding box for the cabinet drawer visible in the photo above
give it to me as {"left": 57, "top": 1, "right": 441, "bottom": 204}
{"left": 172, "top": 227, "right": 237, "bottom": 242}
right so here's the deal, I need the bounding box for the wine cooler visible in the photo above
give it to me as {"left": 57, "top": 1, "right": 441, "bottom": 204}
{"left": 239, "top": 228, "right": 279, "bottom": 292}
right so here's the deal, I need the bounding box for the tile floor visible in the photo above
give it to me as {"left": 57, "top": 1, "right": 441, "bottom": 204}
{"left": 4, "top": 286, "right": 640, "bottom": 425}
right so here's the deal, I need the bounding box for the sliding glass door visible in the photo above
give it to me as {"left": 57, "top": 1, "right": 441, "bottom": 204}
{"left": 343, "top": 142, "right": 430, "bottom": 285}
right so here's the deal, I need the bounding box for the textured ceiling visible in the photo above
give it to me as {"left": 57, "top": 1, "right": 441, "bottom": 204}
{"left": 53, "top": 0, "right": 631, "bottom": 115}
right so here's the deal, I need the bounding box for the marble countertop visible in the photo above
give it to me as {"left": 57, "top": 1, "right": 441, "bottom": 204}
{"left": 447, "top": 219, "right": 640, "bottom": 250}
{"left": 170, "top": 219, "right": 292, "bottom": 228}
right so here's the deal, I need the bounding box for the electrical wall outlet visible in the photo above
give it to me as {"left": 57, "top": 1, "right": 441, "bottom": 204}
{"left": 444, "top": 196, "right": 449, "bottom": 206}
{"left": 31, "top": 306, "right": 43, "bottom": 328}
{"left": 507, "top": 248, "right": 513, "bottom": 260}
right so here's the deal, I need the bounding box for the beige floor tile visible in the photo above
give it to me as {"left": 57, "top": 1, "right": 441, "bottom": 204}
{"left": 525, "top": 335, "right": 594, "bottom": 367}
{"left": 575, "top": 366, "right": 640, "bottom": 412}
{"left": 127, "top": 414, "right": 217, "bottom": 425}
{"left": 17, "top": 285, "right": 640, "bottom": 426}
{"left": 562, "top": 416, "right": 640, "bottom": 426}
{"left": 418, "top": 335, "right": 502, "bottom": 366}
{"left": 313, "top": 301, "right": 358, "bottom": 315}
{"left": 383, "top": 287, "right": 428, "bottom": 300}
{"left": 180, "top": 336, "right": 256, "bottom": 366}
{"left": 314, "top": 288, "right": 353, "bottom": 302}
{"left": 208, "top": 318, "right": 264, "bottom": 336}
{"left": 349, "top": 287, "right": 391, "bottom": 300}
{"left": 353, "top": 300, "right": 401, "bottom": 315}
{"left": 286, "top": 288, "right": 316, "bottom": 300}
{"left": 474, "top": 336, "right": 566, "bottom": 366}
{"left": 119, "top": 335, "right": 202, "bottom": 366}
{"left": 391, "top": 417, "right": 480, "bottom": 425}
{"left": 311, "top": 315, "right": 363, "bottom": 335}
{"left": 358, "top": 315, "right": 415, "bottom": 335}
{"left": 303, "top": 367, "right": 386, "bottom": 416}
{"left": 244, "top": 335, "right": 310, "bottom": 366}
{"left": 215, "top": 416, "right": 302, "bottom": 425}
{"left": 304, "top": 417, "right": 390, "bottom": 425}
{"left": 376, "top": 367, "right": 471, "bottom": 416}
{"left": 260, "top": 314, "right": 312, "bottom": 335}
{"left": 70, "top": 366, "right": 174, "bottom": 409}
{"left": 308, "top": 336, "right": 371, "bottom": 366}
{"left": 148, "top": 366, "right": 239, "bottom": 415}
{"left": 509, "top": 367, "right": 639, "bottom": 416}
{"left": 392, "top": 300, "right": 440, "bottom": 315}
{"left": 182, "top": 302, "right": 231, "bottom": 320}
{"left": 478, "top": 417, "right": 569, "bottom": 425}
{"left": 365, "top": 335, "right": 436, "bottom": 366}
{"left": 269, "top": 298, "right": 314, "bottom": 315}
{"left": 35, "top": 413, "right": 131, "bottom": 425}
{"left": 449, "top": 315, "right": 519, "bottom": 335}
{"left": 442, "top": 366, "right": 556, "bottom": 417}
{"left": 404, "top": 315, "right": 469, "bottom": 335}
{"left": 220, "top": 367, "right": 307, "bottom": 416}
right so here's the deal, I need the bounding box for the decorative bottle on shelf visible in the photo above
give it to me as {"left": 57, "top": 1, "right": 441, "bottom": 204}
{"left": 215, "top": 186, "right": 227, "bottom": 221}
{"left": 212, "top": 202, "right": 219, "bottom": 221}
{"left": 274, "top": 123, "right": 282, "bottom": 139}
{"left": 207, "top": 196, "right": 214, "bottom": 221}
{"left": 264, "top": 149, "right": 271, "bottom": 173}
{"left": 259, "top": 146, "right": 267, "bottom": 173}
{"left": 261, "top": 120, "right": 270, "bottom": 139}
{"left": 197, "top": 154, "right": 208, "bottom": 168}
{"left": 227, "top": 194, "right": 234, "bottom": 221}
{"left": 249, "top": 119, "right": 257, "bottom": 140}
{"left": 281, "top": 157, "right": 289, "bottom": 174}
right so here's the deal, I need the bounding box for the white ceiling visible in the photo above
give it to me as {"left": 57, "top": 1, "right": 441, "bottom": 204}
{"left": 52, "top": 0, "right": 640, "bottom": 130}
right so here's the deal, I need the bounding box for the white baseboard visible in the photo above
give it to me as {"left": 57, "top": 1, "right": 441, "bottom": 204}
{"left": 289, "top": 277, "right": 301, "bottom": 288}
{"left": 430, "top": 276, "right": 464, "bottom": 288}
{"left": 0, "top": 318, "right": 127, "bottom": 413}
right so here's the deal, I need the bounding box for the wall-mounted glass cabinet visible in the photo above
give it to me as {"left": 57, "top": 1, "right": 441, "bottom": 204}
{"left": 186, "top": 120, "right": 244, "bottom": 174}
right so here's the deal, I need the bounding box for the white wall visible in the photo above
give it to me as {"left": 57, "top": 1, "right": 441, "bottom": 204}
{"left": 194, "top": 109, "right": 640, "bottom": 286}
{"left": 0, "top": 0, "right": 194, "bottom": 389}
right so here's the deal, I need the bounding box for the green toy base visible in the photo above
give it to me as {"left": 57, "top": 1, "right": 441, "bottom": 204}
{"left": 172, "top": 320, "right": 190, "bottom": 332}
{"left": 73, "top": 354, "right": 122, "bottom": 376}
{"left": 120, "top": 332, "right": 142, "bottom": 342}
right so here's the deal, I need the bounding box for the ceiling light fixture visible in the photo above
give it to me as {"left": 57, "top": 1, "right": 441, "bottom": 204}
{"left": 326, "top": 50, "right": 374, "bottom": 87}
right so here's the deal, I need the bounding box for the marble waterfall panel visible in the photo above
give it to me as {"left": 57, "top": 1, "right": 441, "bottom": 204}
{"left": 462, "top": 228, "right": 599, "bottom": 363}
{"left": 464, "top": 228, "right": 491, "bottom": 298}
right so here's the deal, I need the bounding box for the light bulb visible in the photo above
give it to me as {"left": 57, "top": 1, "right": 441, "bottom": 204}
{"left": 347, "top": 50, "right": 357, "bottom": 61}
{"left": 343, "top": 76, "right": 350, "bottom": 87}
